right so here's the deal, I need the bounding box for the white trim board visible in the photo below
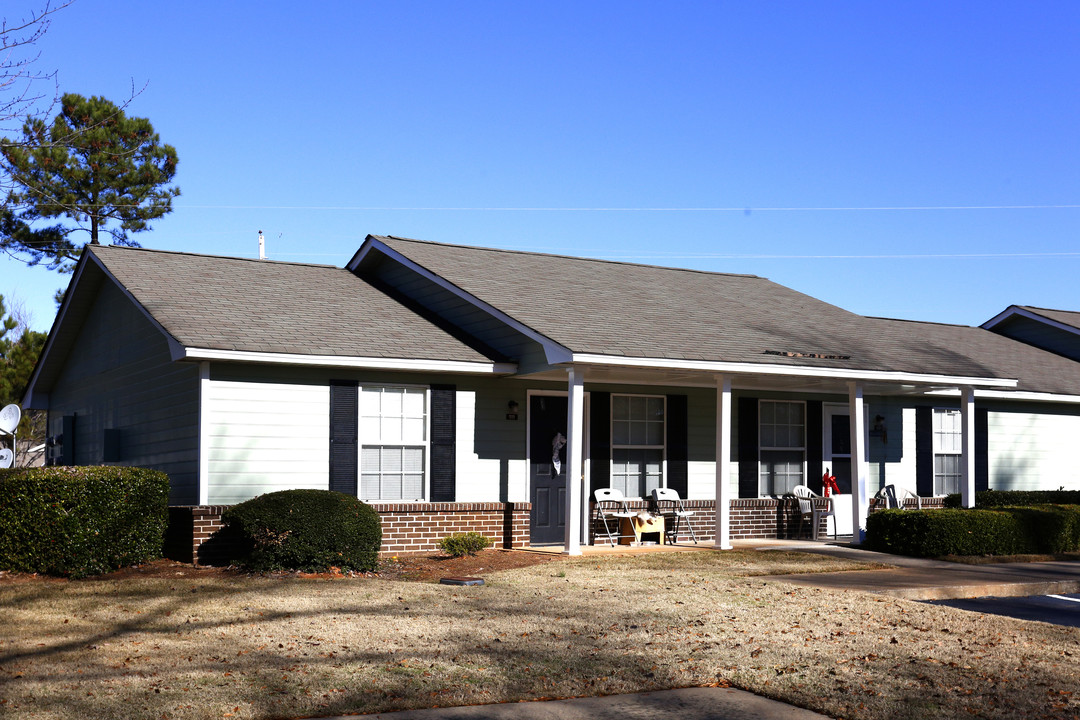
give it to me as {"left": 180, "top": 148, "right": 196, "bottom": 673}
{"left": 568, "top": 353, "right": 1019, "bottom": 389}
{"left": 923, "top": 388, "right": 1080, "bottom": 405}
{"left": 182, "top": 347, "right": 516, "bottom": 374}
{"left": 982, "top": 306, "right": 1080, "bottom": 336}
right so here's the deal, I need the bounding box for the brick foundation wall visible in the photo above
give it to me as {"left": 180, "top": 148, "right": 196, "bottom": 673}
{"left": 166, "top": 502, "right": 531, "bottom": 565}
{"left": 367, "top": 502, "right": 531, "bottom": 554}
{"left": 166, "top": 495, "right": 949, "bottom": 564}
{"left": 589, "top": 497, "right": 821, "bottom": 545}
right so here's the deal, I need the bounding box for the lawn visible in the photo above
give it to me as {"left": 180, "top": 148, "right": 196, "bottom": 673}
{"left": 1, "top": 549, "right": 1078, "bottom": 719}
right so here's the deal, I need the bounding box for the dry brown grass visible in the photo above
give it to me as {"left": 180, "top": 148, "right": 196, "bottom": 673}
{"left": 1, "top": 549, "right": 1078, "bottom": 719}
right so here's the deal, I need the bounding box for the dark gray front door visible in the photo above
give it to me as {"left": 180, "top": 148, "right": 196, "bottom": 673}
{"left": 529, "top": 395, "right": 567, "bottom": 545}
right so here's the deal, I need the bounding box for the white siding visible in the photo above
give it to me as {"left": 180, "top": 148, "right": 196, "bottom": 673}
{"left": 206, "top": 380, "right": 330, "bottom": 504}
{"left": 868, "top": 404, "right": 918, "bottom": 495}
{"left": 687, "top": 460, "right": 738, "bottom": 500}
{"left": 988, "top": 411, "right": 1080, "bottom": 491}
{"left": 453, "top": 390, "right": 501, "bottom": 501}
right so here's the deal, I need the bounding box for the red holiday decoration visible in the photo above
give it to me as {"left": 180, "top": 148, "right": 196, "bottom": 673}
{"left": 822, "top": 471, "right": 839, "bottom": 497}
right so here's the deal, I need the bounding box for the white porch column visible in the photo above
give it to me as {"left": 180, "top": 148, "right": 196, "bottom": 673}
{"left": 563, "top": 366, "right": 585, "bottom": 555}
{"left": 198, "top": 361, "right": 211, "bottom": 506}
{"left": 960, "top": 386, "right": 976, "bottom": 508}
{"left": 848, "top": 382, "right": 869, "bottom": 543}
{"left": 715, "top": 374, "right": 733, "bottom": 549}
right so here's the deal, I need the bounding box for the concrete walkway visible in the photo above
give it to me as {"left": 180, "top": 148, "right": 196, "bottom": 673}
{"left": 348, "top": 687, "right": 829, "bottom": 720}
{"left": 744, "top": 539, "right": 1080, "bottom": 600}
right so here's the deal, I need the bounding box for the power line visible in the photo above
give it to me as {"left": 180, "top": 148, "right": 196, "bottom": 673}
{"left": 169, "top": 204, "right": 1080, "bottom": 212}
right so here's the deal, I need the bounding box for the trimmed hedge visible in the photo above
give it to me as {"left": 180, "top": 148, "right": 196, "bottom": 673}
{"left": 943, "top": 489, "right": 1080, "bottom": 508}
{"left": 222, "top": 489, "right": 381, "bottom": 572}
{"left": 866, "top": 505, "right": 1080, "bottom": 558}
{"left": 0, "top": 466, "right": 170, "bottom": 578}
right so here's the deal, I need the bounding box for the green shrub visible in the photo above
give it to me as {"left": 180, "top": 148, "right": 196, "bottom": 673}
{"left": 439, "top": 531, "right": 492, "bottom": 557}
{"left": 943, "top": 489, "right": 1080, "bottom": 508}
{"left": 0, "top": 466, "right": 169, "bottom": 578}
{"left": 222, "top": 489, "right": 381, "bottom": 572}
{"left": 866, "top": 505, "right": 1080, "bottom": 557}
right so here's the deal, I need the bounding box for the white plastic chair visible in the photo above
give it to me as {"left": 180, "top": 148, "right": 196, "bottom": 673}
{"left": 593, "top": 488, "right": 637, "bottom": 545}
{"left": 651, "top": 487, "right": 699, "bottom": 544}
{"left": 791, "top": 485, "right": 836, "bottom": 540}
{"left": 875, "top": 484, "right": 922, "bottom": 510}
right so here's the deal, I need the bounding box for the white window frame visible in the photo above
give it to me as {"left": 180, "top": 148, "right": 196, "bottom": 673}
{"left": 758, "top": 399, "right": 806, "bottom": 497}
{"left": 610, "top": 393, "right": 667, "bottom": 499}
{"left": 359, "top": 384, "right": 431, "bottom": 502}
{"left": 932, "top": 408, "right": 962, "bottom": 497}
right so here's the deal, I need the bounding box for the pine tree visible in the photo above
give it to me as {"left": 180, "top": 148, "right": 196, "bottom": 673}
{"left": 1, "top": 93, "right": 179, "bottom": 270}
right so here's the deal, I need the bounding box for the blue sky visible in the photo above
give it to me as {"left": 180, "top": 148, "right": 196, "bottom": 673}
{"left": 3, "top": 0, "right": 1079, "bottom": 333}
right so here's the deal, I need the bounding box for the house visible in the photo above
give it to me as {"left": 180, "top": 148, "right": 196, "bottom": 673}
{"left": 22, "top": 235, "right": 1080, "bottom": 558}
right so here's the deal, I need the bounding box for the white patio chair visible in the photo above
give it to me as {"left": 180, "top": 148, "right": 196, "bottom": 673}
{"left": 791, "top": 484, "right": 836, "bottom": 540}
{"left": 651, "top": 487, "right": 699, "bottom": 544}
{"left": 875, "top": 484, "right": 922, "bottom": 510}
{"left": 593, "top": 488, "right": 637, "bottom": 546}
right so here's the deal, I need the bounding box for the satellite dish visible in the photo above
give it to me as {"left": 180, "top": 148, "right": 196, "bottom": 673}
{"left": 0, "top": 404, "right": 19, "bottom": 435}
{"left": 0, "top": 447, "right": 11, "bottom": 469}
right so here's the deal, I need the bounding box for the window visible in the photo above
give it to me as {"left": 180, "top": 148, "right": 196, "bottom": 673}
{"left": 933, "top": 408, "right": 962, "bottom": 496}
{"left": 759, "top": 400, "right": 805, "bottom": 496}
{"left": 360, "top": 386, "right": 428, "bottom": 501}
{"left": 610, "top": 394, "right": 665, "bottom": 498}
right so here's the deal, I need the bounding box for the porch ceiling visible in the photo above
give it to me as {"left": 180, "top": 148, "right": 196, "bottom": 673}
{"left": 516, "top": 363, "right": 981, "bottom": 397}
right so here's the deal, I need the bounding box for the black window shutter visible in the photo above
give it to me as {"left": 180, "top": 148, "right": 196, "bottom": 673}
{"left": 429, "top": 385, "right": 456, "bottom": 502}
{"left": 329, "top": 381, "right": 358, "bottom": 496}
{"left": 805, "top": 400, "right": 823, "bottom": 494}
{"left": 975, "top": 408, "right": 989, "bottom": 492}
{"left": 737, "top": 397, "right": 758, "bottom": 498}
{"left": 666, "top": 394, "right": 689, "bottom": 498}
{"left": 589, "top": 392, "right": 610, "bottom": 495}
{"left": 915, "top": 406, "right": 933, "bottom": 497}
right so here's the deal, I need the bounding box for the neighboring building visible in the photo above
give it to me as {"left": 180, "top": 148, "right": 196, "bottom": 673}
{"left": 983, "top": 305, "right": 1080, "bottom": 362}
{"left": 23, "top": 236, "right": 1080, "bottom": 557}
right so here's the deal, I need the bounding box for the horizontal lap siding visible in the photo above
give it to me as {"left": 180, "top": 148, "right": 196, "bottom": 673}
{"left": 987, "top": 410, "right": 1080, "bottom": 491}
{"left": 206, "top": 380, "right": 330, "bottom": 504}
{"left": 372, "top": 262, "right": 550, "bottom": 371}
{"left": 47, "top": 281, "right": 200, "bottom": 503}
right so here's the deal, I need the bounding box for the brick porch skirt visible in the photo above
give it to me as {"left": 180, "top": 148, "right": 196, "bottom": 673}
{"left": 166, "top": 502, "right": 532, "bottom": 565}
{"left": 166, "top": 496, "right": 946, "bottom": 564}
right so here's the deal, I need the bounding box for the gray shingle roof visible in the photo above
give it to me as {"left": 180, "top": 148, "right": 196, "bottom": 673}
{"left": 372, "top": 236, "right": 1080, "bottom": 392}
{"left": 863, "top": 317, "right": 1080, "bottom": 396}
{"left": 81, "top": 239, "right": 1080, "bottom": 396}
{"left": 88, "top": 245, "right": 497, "bottom": 363}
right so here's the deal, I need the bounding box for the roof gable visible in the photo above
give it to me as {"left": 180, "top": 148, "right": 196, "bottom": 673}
{"left": 982, "top": 305, "right": 1080, "bottom": 364}
{"left": 82, "top": 245, "right": 503, "bottom": 365}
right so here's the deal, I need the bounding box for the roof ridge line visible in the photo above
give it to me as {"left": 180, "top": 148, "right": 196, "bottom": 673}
{"left": 377, "top": 235, "right": 765, "bottom": 280}
{"left": 90, "top": 244, "right": 341, "bottom": 269}
{"left": 868, "top": 315, "right": 977, "bottom": 329}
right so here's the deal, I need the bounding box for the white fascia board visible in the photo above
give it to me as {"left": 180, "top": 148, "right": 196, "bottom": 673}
{"left": 569, "top": 353, "right": 1019, "bottom": 389}
{"left": 981, "top": 306, "right": 1080, "bottom": 336}
{"left": 182, "top": 347, "right": 517, "bottom": 374}
{"left": 923, "top": 388, "right": 1080, "bottom": 405}
{"left": 351, "top": 237, "right": 573, "bottom": 365}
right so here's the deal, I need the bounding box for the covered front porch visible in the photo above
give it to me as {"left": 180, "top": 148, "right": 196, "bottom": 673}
{"left": 529, "top": 359, "right": 1014, "bottom": 555}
